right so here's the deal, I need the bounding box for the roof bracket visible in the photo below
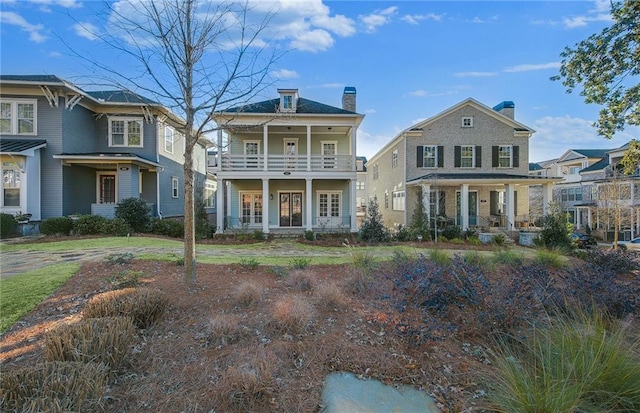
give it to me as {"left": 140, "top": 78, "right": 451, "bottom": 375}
{"left": 141, "top": 106, "right": 154, "bottom": 123}
{"left": 40, "top": 85, "right": 59, "bottom": 107}
{"left": 65, "top": 94, "right": 83, "bottom": 110}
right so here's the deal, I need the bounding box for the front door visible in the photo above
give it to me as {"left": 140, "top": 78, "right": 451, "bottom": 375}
{"left": 280, "top": 192, "right": 303, "bottom": 227}
{"left": 456, "top": 191, "right": 478, "bottom": 226}
{"left": 99, "top": 174, "right": 116, "bottom": 204}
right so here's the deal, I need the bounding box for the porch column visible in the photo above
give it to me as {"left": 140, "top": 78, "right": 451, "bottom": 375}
{"left": 421, "top": 183, "right": 431, "bottom": 221}
{"left": 505, "top": 184, "right": 515, "bottom": 230}
{"left": 307, "top": 125, "right": 311, "bottom": 171}
{"left": 217, "top": 129, "right": 223, "bottom": 171}
{"left": 588, "top": 208, "right": 593, "bottom": 231}
{"left": 262, "top": 178, "right": 270, "bottom": 234}
{"left": 263, "top": 124, "right": 268, "bottom": 171}
{"left": 350, "top": 178, "right": 357, "bottom": 232}
{"left": 306, "top": 178, "right": 313, "bottom": 231}
{"left": 226, "top": 181, "right": 232, "bottom": 229}
{"left": 461, "top": 184, "right": 469, "bottom": 231}
{"left": 542, "top": 183, "right": 553, "bottom": 216}
{"left": 351, "top": 125, "right": 357, "bottom": 172}
{"left": 216, "top": 177, "right": 224, "bottom": 233}
{"left": 576, "top": 208, "right": 582, "bottom": 230}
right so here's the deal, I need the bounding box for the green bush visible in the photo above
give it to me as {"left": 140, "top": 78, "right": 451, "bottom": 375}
{"left": 304, "top": 230, "right": 315, "bottom": 241}
{"left": 40, "top": 217, "right": 73, "bottom": 236}
{"left": 115, "top": 197, "right": 151, "bottom": 233}
{"left": 0, "top": 213, "right": 16, "bottom": 238}
{"left": 239, "top": 257, "right": 259, "bottom": 270}
{"left": 73, "top": 215, "right": 108, "bottom": 235}
{"left": 442, "top": 225, "right": 462, "bottom": 240}
{"left": 492, "top": 233, "right": 506, "bottom": 246}
{"left": 101, "top": 217, "right": 131, "bottom": 236}
{"left": 151, "top": 218, "right": 184, "bottom": 238}
{"left": 536, "top": 206, "right": 573, "bottom": 250}
{"left": 291, "top": 257, "right": 310, "bottom": 270}
{"left": 252, "top": 230, "right": 265, "bottom": 240}
{"left": 359, "top": 198, "right": 391, "bottom": 243}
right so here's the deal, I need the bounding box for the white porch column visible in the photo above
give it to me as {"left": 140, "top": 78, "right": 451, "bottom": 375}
{"left": 461, "top": 184, "right": 469, "bottom": 231}
{"left": 306, "top": 178, "right": 313, "bottom": 231}
{"left": 505, "top": 184, "right": 515, "bottom": 230}
{"left": 262, "top": 178, "right": 270, "bottom": 234}
{"left": 307, "top": 125, "right": 311, "bottom": 171}
{"left": 226, "top": 180, "right": 232, "bottom": 228}
{"left": 542, "top": 183, "right": 553, "bottom": 216}
{"left": 421, "top": 183, "right": 431, "bottom": 221}
{"left": 351, "top": 125, "right": 357, "bottom": 172}
{"left": 350, "top": 178, "right": 357, "bottom": 232}
{"left": 216, "top": 129, "right": 223, "bottom": 171}
{"left": 263, "top": 124, "right": 268, "bottom": 171}
{"left": 216, "top": 177, "right": 224, "bottom": 233}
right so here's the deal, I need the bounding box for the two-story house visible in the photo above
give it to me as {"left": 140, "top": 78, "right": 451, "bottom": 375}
{"left": 367, "top": 98, "right": 560, "bottom": 232}
{"left": 210, "top": 87, "right": 364, "bottom": 234}
{"left": 0, "top": 75, "right": 210, "bottom": 221}
{"left": 355, "top": 156, "right": 367, "bottom": 227}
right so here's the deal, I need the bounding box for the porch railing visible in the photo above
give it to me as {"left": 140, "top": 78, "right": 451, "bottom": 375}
{"left": 219, "top": 154, "right": 352, "bottom": 172}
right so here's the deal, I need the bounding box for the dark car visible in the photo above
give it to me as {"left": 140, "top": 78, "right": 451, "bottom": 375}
{"left": 571, "top": 232, "right": 598, "bottom": 249}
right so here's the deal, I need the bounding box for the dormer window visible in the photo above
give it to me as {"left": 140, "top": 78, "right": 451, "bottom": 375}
{"left": 278, "top": 89, "right": 298, "bottom": 113}
{"left": 282, "top": 95, "right": 293, "bottom": 110}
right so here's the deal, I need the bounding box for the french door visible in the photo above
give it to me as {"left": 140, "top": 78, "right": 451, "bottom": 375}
{"left": 456, "top": 191, "right": 478, "bottom": 226}
{"left": 279, "top": 192, "right": 303, "bottom": 227}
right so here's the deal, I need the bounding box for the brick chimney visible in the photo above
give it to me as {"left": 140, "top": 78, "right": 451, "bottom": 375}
{"left": 493, "top": 101, "right": 515, "bottom": 119}
{"left": 342, "top": 86, "right": 356, "bottom": 112}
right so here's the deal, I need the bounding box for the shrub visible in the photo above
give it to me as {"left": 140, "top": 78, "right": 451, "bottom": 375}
{"left": 44, "top": 317, "right": 135, "bottom": 369}
{"left": 40, "top": 217, "right": 73, "bottom": 236}
{"left": 108, "top": 270, "right": 142, "bottom": 289}
{"left": 151, "top": 218, "right": 184, "bottom": 238}
{"left": 442, "top": 225, "right": 462, "bottom": 240}
{"left": 208, "top": 314, "right": 247, "bottom": 347}
{"left": 534, "top": 249, "right": 564, "bottom": 268}
{"left": 115, "top": 197, "right": 151, "bottom": 233}
{"left": 429, "top": 248, "right": 451, "bottom": 265}
{"left": 463, "top": 251, "right": 492, "bottom": 269}
{"left": 358, "top": 198, "right": 391, "bottom": 242}
{"left": 269, "top": 265, "right": 288, "bottom": 278}
{"left": 82, "top": 287, "right": 168, "bottom": 329}
{"left": 394, "top": 224, "right": 413, "bottom": 242}
{"left": 536, "top": 207, "right": 573, "bottom": 250}
{"left": 271, "top": 295, "right": 314, "bottom": 334}
{"left": 105, "top": 252, "right": 134, "bottom": 265}
{"left": 231, "top": 282, "right": 262, "bottom": 307}
{"left": 290, "top": 257, "right": 310, "bottom": 270}
{"left": 315, "top": 282, "right": 347, "bottom": 309}
{"left": 252, "top": 230, "right": 265, "bottom": 240}
{"left": 350, "top": 248, "right": 377, "bottom": 274}
{"left": 583, "top": 248, "right": 639, "bottom": 274}
{"left": 101, "top": 217, "right": 130, "bottom": 236}
{"left": 287, "top": 272, "right": 313, "bottom": 292}
{"left": 304, "top": 230, "right": 315, "bottom": 241}
{"left": 239, "top": 257, "right": 260, "bottom": 270}
{"left": 73, "top": 214, "right": 108, "bottom": 235}
{"left": 0, "top": 361, "right": 109, "bottom": 412}
{"left": 492, "top": 233, "right": 506, "bottom": 246}
{"left": 408, "top": 194, "right": 431, "bottom": 241}
{"left": 492, "top": 249, "right": 524, "bottom": 266}
{"left": 0, "top": 213, "right": 16, "bottom": 238}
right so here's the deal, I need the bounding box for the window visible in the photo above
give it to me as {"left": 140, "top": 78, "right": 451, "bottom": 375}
{"left": 241, "top": 192, "right": 263, "bottom": 224}
{"left": 282, "top": 95, "right": 293, "bottom": 110}
{"left": 164, "top": 126, "right": 174, "bottom": 153}
{"left": 97, "top": 173, "right": 116, "bottom": 204}
{"left": 423, "top": 145, "right": 437, "bottom": 168}
{"left": 462, "top": 117, "right": 473, "bottom": 127}
{"left": 392, "top": 190, "right": 405, "bottom": 211}
{"left": 373, "top": 164, "right": 379, "bottom": 180}
{"left": 498, "top": 145, "right": 512, "bottom": 168}
{"left": 561, "top": 187, "right": 583, "bottom": 202}
{"left": 172, "top": 177, "right": 179, "bottom": 198}
{"left": 385, "top": 192, "right": 389, "bottom": 209}
{"left": 244, "top": 140, "right": 260, "bottom": 168}
{"left": 392, "top": 148, "right": 398, "bottom": 168}
{"left": 204, "top": 181, "right": 216, "bottom": 208}
{"left": 2, "top": 162, "right": 21, "bottom": 207}
{"left": 356, "top": 181, "right": 365, "bottom": 190}
{"left": 318, "top": 192, "right": 341, "bottom": 218}
{"left": 0, "top": 100, "right": 36, "bottom": 135}
{"left": 460, "top": 145, "right": 474, "bottom": 168}
{"left": 322, "top": 141, "right": 337, "bottom": 169}
{"left": 568, "top": 166, "right": 581, "bottom": 175}
{"left": 429, "top": 190, "right": 446, "bottom": 218}
{"left": 109, "top": 118, "right": 143, "bottom": 147}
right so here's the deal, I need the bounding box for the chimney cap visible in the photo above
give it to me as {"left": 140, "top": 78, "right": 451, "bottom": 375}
{"left": 343, "top": 86, "right": 356, "bottom": 94}
{"left": 493, "top": 101, "right": 515, "bottom": 111}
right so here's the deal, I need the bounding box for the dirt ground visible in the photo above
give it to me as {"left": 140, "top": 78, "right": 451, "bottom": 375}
{"left": 0, "top": 253, "right": 494, "bottom": 412}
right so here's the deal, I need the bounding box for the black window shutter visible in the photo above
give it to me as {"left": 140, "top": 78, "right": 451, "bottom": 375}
{"left": 490, "top": 191, "right": 498, "bottom": 216}
{"left": 513, "top": 146, "right": 520, "bottom": 167}
{"left": 437, "top": 146, "right": 444, "bottom": 167}
{"left": 475, "top": 146, "right": 482, "bottom": 167}
{"left": 454, "top": 146, "right": 461, "bottom": 167}
{"left": 514, "top": 190, "right": 518, "bottom": 216}
{"left": 417, "top": 146, "right": 423, "bottom": 167}
{"left": 492, "top": 146, "right": 499, "bottom": 167}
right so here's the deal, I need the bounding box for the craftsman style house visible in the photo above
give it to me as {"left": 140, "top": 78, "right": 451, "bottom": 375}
{"left": 210, "top": 87, "right": 364, "bottom": 234}
{"left": 367, "top": 98, "right": 560, "bottom": 232}
{"left": 0, "top": 75, "right": 210, "bottom": 221}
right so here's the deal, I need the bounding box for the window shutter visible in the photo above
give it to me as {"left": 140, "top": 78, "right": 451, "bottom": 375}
{"left": 513, "top": 146, "right": 520, "bottom": 167}
{"left": 417, "top": 146, "right": 423, "bottom": 167}
{"left": 490, "top": 191, "right": 498, "bottom": 216}
{"left": 475, "top": 146, "right": 482, "bottom": 167}
{"left": 514, "top": 190, "right": 518, "bottom": 216}
{"left": 454, "top": 146, "right": 461, "bottom": 167}
{"left": 437, "top": 146, "right": 444, "bottom": 167}
{"left": 492, "top": 146, "right": 499, "bottom": 167}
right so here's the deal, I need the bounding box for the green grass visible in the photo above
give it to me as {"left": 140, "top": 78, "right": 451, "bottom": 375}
{"left": 0, "top": 263, "right": 80, "bottom": 333}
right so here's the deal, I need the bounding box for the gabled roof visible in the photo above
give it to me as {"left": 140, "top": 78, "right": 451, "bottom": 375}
{"left": 0, "top": 74, "right": 65, "bottom": 83}
{"left": 0, "top": 138, "right": 47, "bottom": 154}
{"left": 572, "top": 149, "right": 610, "bottom": 158}
{"left": 580, "top": 157, "right": 610, "bottom": 173}
{"left": 407, "top": 172, "right": 561, "bottom": 185}
{"left": 529, "top": 162, "right": 543, "bottom": 171}
{"left": 86, "top": 90, "right": 159, "bottom": 105}
{"left": 222, "top": 97, "right": 358, "bottom": 115}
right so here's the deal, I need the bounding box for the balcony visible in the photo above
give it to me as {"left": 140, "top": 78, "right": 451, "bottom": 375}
{"left": 219, "top": 154, "right": 353, "bottom": 172}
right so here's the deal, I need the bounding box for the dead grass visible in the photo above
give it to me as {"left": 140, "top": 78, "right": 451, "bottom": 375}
{"left": 315, "top": 281, "right": 348, "bottom": 309}
{"left": 271, "top": 295, "right": 315, "bottom": 334}
{"left": 231, "top": 281, "right": 262, "bottom": 307}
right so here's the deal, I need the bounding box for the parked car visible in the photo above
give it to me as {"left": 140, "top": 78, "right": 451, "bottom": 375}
{"left": 570, "top": 232, "right": 598, "bottom": 249}
{"left": 614, "top": 237, "right": 640, "bottom": 251}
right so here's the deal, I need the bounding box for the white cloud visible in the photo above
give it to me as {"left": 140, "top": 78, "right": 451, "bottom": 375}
{"left": 0, "top": 11, "right": 46, "bottom": 43}
{"left": 28, "top": 0, "right": 82, "bottom": 7}
{"left": 504, "top": 62, "right": 561, "bottom": 73}
{"left": 453, "top": 71, "right": 498, "bottom": 77}
{"left": 359, "top": 6, "right": 397, "bottom": 33}
{"left": 290, "top": 29, "right": 334, "bottom": 52}
{"left": 271, "top": 69, "right": 299, "bottom": 79}
{"left": 48, "top": 51, "right": 62, "bottom": 58}
{"left": 73, "top": 22, "right": 99, "bottom": 41}
{"left": 400, "top": 13, "right": 443, "bottom": 25}
{"left": 562, "top": 0, "right": 613, "bottom": 29}
{"left": 356, "top": 128, "right": 391, "bottom": 160}
{"left": 408, "top": 90, "right": 427, "bottom": 97}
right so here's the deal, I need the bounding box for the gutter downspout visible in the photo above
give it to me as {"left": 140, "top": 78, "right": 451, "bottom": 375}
{"left": 156, "top": 118, "right": 163, "bottom": 218}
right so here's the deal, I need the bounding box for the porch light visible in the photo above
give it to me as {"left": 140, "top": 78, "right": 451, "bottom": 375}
{"left": 270, "top": 194, "right": 273, "bottom": 200}
{"left": 283, "top": 171, "right": 291, "bottom": 175}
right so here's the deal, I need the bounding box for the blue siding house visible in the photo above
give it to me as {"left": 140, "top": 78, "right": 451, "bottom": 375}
{"left": 0, "top": 75, "right": 211, "bottom": 221}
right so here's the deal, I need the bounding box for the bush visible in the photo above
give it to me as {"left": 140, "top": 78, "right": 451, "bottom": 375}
{"left": 492, "top": 233, "right": 506, "bottom": 246}
{"left": 534, "top": 249, "right": 564, "bottom": 268}
{"left": 108, "top": 270, "right": 142, "bottom": 289}
{"left": 536, "top": 207, "right": 573, "bottom": 250}
{"left": 101, "top": 217, "right": 131, "bottom": 236}
{"left": 231, "top": 282, "right": 262, "bottom": 307}
{"left": 0, "top": 213, "right": 16, "bottom": 238}
{"left": 395, "top": 224, "right": 413, "bottom": 241}
{"left": 44, "top": 317, "right": 135, "bottom": 369}
{"left": 239, "top": 257, "right": 259, "bottom": 270}
{"left": 583, "top": 248, "right": 639, "bottom": 275}
{"left": 73, "top": 214, "right": 108, "bottom": 235}
{"left": 40, "top": 217, "right": 73, "bottom": 236}
{"left": 358, "top": 198, "right": 391, "bottom": 242}
{"left": 115, "top": 197, "right": 151, "bottom": 233}
{"left": 252, "top": 229, "right": 265, "bottom": 240}
{"left": 290, "top": 257, "right": 310, "bottom": 270}
{"left": 208, "top": 314, "right": 247, "bottom": 347}
{"left": 151, "top": 218, "right": 184, "bottom": 238}
{"left": 0, "top": 361, "right": 109, "bottom": 412}
{"left": 82, "top": 287, "right": 168, "bottom": 329}
{"left": 271, "top": 295, "right": 314, "bottom": 334}
{"left": 304, "top": 230, "right": 315, "bottom": 241}
{"left": 441, "top": 225, "right": 462, "bottom": 240}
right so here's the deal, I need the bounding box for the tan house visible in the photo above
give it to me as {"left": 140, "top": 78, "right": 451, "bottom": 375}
{"left": 367, "top": 98, "right": 559, "bottom": 233}
{"left": 210, "top": 87, "right": 364, "bottom": 234}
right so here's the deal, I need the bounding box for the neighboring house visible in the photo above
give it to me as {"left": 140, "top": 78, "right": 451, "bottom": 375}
{"left": 210, "top": 87, "right": 364, "bottom": 234}
{"left": 367, "top": 98, "right": 560, "bottom": 232}
{"left": 0, "top": 75, "right": 210, "bottom": 221}
{"left": 356, "top": 156, "right": 367, "bottom": 227}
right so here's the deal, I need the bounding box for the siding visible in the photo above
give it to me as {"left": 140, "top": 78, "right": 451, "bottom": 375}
{"left": 37, "top": 96, "right": 64, "bottom": 219}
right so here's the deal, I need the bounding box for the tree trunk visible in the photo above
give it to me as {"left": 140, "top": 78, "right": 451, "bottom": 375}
{"left": 183, "top": 145, "right": 196, "bottom": 283}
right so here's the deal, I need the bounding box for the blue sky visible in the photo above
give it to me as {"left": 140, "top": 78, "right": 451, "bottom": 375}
{"left": 1, "top": 0, "right": 638, "bottom": 162}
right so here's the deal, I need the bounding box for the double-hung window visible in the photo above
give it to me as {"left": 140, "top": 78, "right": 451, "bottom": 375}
{"left": 1, "top": 162, "right": 21, "bottom": 207}
{"left": 109, "top": 118, "right": 143, "bottom": 147}
{"left": 460, "top": 145, "right": 475, "bottom": 168}
{"left": 392, "top": 149, "right": 398, "bottom": 168}
{"left": 171, "top": 177, "right": 179, "bottom": 198}
{"left": 1, "top": 100, "right": 36, "bottom": 135}
{"left": 498, "top": 145, "right": 512, "bottom": 168}
{"left": 392, "top": 191, "right": 405, "bottom": 211}
{"left": 164, "top": 126, "right": 174, "bottom": 153}
{"left": 423, "top": 145, "right": 437, "bottom": 168}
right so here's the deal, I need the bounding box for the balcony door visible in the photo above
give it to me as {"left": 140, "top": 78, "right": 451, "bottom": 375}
{"left": 322, "top": 141, "right": 337, "bottom": 169}
{"left": 284, "top": 139, "right": 298, "bottom": 169}
{"left": 279, "top": 192, "right": 303, "bottom": 227}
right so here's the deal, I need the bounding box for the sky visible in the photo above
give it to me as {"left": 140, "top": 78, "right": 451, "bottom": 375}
{"left": 1, "top": 0, "right": 638, "bottom": 163}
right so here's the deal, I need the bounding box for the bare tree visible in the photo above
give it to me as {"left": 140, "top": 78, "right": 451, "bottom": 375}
{"left": 76, "top": 0, "right": 278, "bottom": 283}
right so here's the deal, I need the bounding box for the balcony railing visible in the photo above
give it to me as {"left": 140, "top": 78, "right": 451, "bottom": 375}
{"left": 219, "top": 154, "right": 353, "bottom": 172}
